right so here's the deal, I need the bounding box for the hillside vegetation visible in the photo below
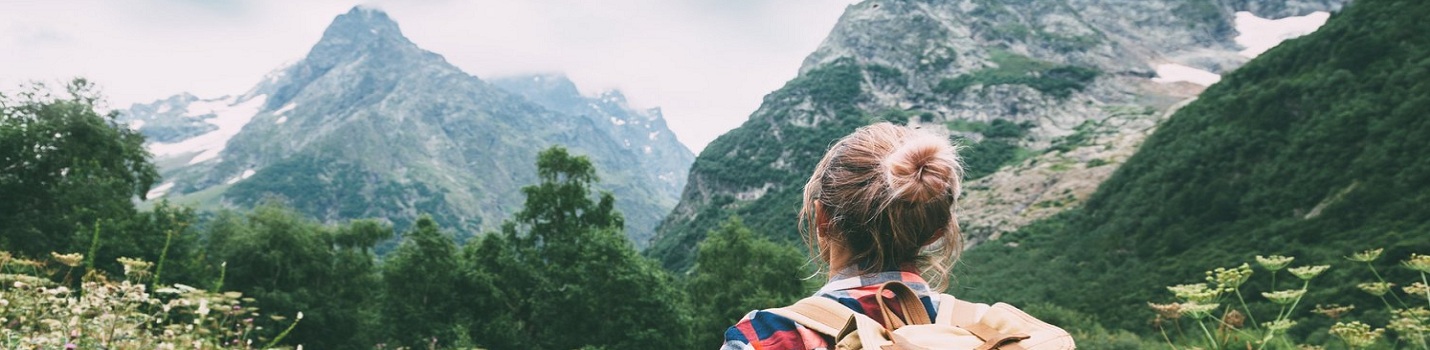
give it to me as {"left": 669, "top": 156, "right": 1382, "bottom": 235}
{"left": 1, "top": 82, "right": 811, "bottom": 348}
{"left": 953, "top": 0, "right": 1430, "bottom": 341}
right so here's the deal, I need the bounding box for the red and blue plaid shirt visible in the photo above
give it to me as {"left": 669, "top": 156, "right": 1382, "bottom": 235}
{"left": 719, "top": 269, "right": 940, "bottom": 350}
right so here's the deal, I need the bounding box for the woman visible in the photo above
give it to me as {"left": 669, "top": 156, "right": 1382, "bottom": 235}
{"left": 721, "top": 122, "right": 964, "bottom": 350}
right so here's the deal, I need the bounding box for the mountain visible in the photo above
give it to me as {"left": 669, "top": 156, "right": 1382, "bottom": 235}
{"left": 489, "top": 74, "right": 693, "bottom": 201}
{"left": 490, "top": 73, "right": 694, "bottom": 244}
{"left": 122, "top": 7, "right": 692, "bottom": 243}
{"left": 953, "top": 0, "right": 1430, "bottom": 332}
{"left": 646, "top": 0, "right": 1345, "bottom": 270}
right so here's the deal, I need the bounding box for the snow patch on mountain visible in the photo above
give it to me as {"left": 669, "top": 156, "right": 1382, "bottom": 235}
{"left": 147, "top": 182, "right": 174, "bottom": 199}
{"left": 1152, "top": 63, "right": 1222, "bottom": 86}
{"left": 224, "top": 167, "right": 255, "bottom": 184}
{"left": 274, "top": 103, "right": 296, "bottom": 116}
{"left": 147, "top": 95, "right": 268, "bottom": 165}
{"left": 1235, "top": 11, "right": 1331, "bottom": 58}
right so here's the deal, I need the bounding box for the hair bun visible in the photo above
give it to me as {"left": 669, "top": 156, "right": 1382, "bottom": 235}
{"left": 883, "top": 134, "right": 958, "bottom": 203}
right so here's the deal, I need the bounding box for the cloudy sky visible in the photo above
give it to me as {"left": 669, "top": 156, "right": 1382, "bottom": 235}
{"left": 0, "top": 0, "right": 857, "bottom": 151}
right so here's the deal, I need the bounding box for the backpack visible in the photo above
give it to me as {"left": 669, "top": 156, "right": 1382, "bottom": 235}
{"left": 767, "top": 282, "right": 1074, "bottom": 350}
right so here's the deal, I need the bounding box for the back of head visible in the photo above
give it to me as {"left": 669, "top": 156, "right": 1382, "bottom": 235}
{"left": 801, "top": 122, "right": 963, "bottom": 288}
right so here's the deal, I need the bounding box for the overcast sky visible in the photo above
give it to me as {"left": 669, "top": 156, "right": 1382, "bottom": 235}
{"left": 0, "top": 0, "right": 857, "bottom": 151}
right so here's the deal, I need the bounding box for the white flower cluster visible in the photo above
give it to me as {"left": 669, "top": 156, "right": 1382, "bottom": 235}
{"left": 0, "top": 253, "right": 270, "bottom": 349}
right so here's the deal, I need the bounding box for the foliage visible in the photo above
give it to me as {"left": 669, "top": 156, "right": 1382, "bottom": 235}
{"left": 0, "top": 253, "right": 290, "bottom": 349}
{"left": 0, "top": 79, "right": 158, "bottom": 258}
{"left": 382, "top": 215, "right": 463, "bottom": 348}
{"left": 463, "top": 146, "right": 694, "bottom": 349}
{"left": 687, "top": 216, "right": 809, "bottom": 347}
{"left": 953, "top": 0, "right": 1430, "bottom": 340}
{"left": 1145, "top": 251, "right": 1429, "bottom": 349}
{"left": 934, "top": 50, "right": 1099, "bottom": 99}
{"left": 204, "top": 202, "right": 387, "bottom": 349}
{"left": 951, "top": 119, "right": 1035, "bottom": 179}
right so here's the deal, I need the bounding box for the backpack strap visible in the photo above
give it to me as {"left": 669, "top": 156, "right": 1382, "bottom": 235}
{"left": 767, "top": 296, "right": 856, "bottom": 336}
{"left": 875, "top": 282, "right": 931, "bottom": 329}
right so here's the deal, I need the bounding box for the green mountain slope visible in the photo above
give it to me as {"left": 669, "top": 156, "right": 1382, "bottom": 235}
{"left": 646, "top": 0, "right": 1345, "bottom": 271}
{"left": 644, "top": 59, "right": 895, "bottom": 269}
{"left": 953, "top": 0, "right": 1430, "bottom": 333}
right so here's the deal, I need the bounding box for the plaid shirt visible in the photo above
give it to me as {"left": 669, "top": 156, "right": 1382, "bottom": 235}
{"left": 719, "top": 269, "right": 940, "bottom": 350}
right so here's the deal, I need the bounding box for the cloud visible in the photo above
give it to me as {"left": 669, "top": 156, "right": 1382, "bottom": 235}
{"left": 0, "top": 0, "right": 855, "bottom": 151}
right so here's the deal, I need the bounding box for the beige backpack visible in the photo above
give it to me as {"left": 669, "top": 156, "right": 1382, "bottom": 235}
{"left": 767, "top": 282, "right": 1074, "bottom": 350}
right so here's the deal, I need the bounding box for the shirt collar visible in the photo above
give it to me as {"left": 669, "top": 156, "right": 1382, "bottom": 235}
{"left": 815, "top": 267, "right": 932, "bottom": 297}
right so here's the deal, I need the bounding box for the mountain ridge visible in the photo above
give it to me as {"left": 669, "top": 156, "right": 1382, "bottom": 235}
{"left": 124, "top": 7, "right": 692, "bottom": 243}
{"left": 647, "top": 0, "right": 1346, "bottom": 270}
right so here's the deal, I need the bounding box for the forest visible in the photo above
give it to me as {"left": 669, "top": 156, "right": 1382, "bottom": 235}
{"left": 0, "top": 81, "right": 810, "bottom": 349}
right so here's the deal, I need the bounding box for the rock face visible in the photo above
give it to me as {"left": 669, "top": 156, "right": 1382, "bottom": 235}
{"left": 646, "top": 0, "right": 1344, "bottom": 270}
{"left": 122, "top": 7, "right": 693, "bottom": 243}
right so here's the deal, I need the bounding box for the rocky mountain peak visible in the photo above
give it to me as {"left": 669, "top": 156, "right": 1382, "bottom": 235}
{"left": 490, "top": 74, "right": 586, "bottom": 108}
{"left": 303, "top": 6, "right": 422, "bottom": 69}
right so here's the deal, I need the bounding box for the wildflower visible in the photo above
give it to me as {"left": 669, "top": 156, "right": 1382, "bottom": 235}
{"left": 297, "top": 311, "right": 304, "bottom": 320}
{"left": 1177, "top": 302, "right": 1219, "bottom": 318}
{"left": 49, "top": 252, "right": 83, "bottom": 268}
{"left": 1148, "top": 302, "right": 1182, "bottom": 319}
{"left": 1357, "top": 282, "right": 1394, "bottom": 297}
{"left": 0, "top": 251, "right": 10, "bottom": 264}
{"left": 1289, "top": 265, "right": 1330, "bottom": 280}
{"left": 116, "top": 257, "right": 154, "bottom": 278}
{"left": 1329, "top": 321, "right": 1384, "bottom": 348}
{"left": 1263, "top": 319, "right": 1298, "bottom": 332}
{"left": 1396, "top": 307, "right": 1430, "bottom": 321}
{"left": 1168, "top": 283, "right": 1220, "bottom": 302}
{"left": 1313, "top": 304, "right": 1356, "bottom": 320}
{"left": 1256, "top": 255, "right": 1295, "bottom": 271}
{"left": 1405, "top": 282, "right": 1429, "bottom": 296}
{"left": 196, "top": 298, "right": 210, "bottom": 316}
{"left": 10, "top": 258, "right": 43, "bottom": 269}
{"left": 1347, "top": 248, "right": 1384, "bottom": 263}
{"left": 1206, "top": 263, "right": 1253, "bottom": 290}
{"left": 1263, "top": 289, "right": 1306, "bottom": 305}
{"left": 1405, "top": 254, "right": 1430, "bottom": 273}
{"left": 1387, "top": 316, "right": 1427, "bottom": 343}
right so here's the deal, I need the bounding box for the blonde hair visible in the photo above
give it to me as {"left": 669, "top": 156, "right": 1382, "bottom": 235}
{"left": 799, "top": 122, "right": 964, "bottom": 289}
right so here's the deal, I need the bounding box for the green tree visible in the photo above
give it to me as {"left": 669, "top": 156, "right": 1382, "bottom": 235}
{"left": 464, "top": 146, "right": 695, "bottom": 349}
{"left": 381, "top": 215, "right": 462, "bottom": 348}
{"left": 0, "top": 79, "right": 158, "bottom": 258}
{"left": 102, "top": 201, "right": 208, "bottom": 285}
{"left": 687, "top": 216, "right": 809, "bottom": 347}
{"left": 206, "top": 201, "right": 386, "bottom": 349}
